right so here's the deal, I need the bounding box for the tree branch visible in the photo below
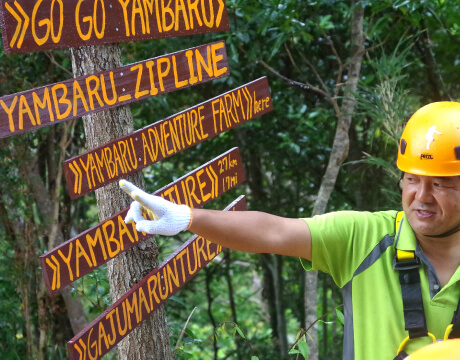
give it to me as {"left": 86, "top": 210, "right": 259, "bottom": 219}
{"left": 257, "top": 59, "right": 331, "bottom": 99}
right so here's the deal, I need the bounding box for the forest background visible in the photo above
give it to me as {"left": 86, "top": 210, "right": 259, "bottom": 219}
{"left": 1, "top": 0, "right": 460, "bottom": 359}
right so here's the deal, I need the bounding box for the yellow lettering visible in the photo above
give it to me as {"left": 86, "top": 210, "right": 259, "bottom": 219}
{"left": 79, "top": 156, "right": 94, "bottom": 190}
{"left": 75, "top": 239, "right": 93, "bottom": 277}
{"left": 175, "top": 0, "right": 190, "bottom": 30}
{"left": 105, "top": 310, "right": 117, "bottom": 346}
{"left": 51, "top": 84, "right": 72, "bottom": 120}
{"left": 145, "top": 60, "right": 159, "bottom": 96}
{"left": 176, "top": 249, "right": 187, "bottom": 282}
{"left": 32, "top": 0, "right": 50, "bottom": 46}
{"left": 138, "top": 287, "right": 151, "bottom": 320}
{"left": 212, "top": 42, "right": 227, "bottom": 77}
{"left": 167, "top": 261, "right": 180, "bottom": 292}
{"left": 116, "top": 302, "right": 128, "bottom": 336}
{"left": 76, "top": 0, "right": 92, "bottom": 40}
{"left": 148, "top": 274, "right": 160, "bottom": 308}
{"left": 132, "top": 0, "right": 146, "bottom": 35}
{"left": 161, "top": 0, "right": 174, "bottom": 32}
{"left": 125, "top": 293, "right": 139, "bottom": 330}
{"left": 58, "top": 244, "right": 74, "bottom": 282}
{"left": 118, "top": 0, "right": 131, "bottom": 36}
{"left": 157, "top": 58, "right": 171, "bottom": 92}
{"left": 197, "top": 105, "right": 208, "bottom": 139}
{"left": 196, "top": 46, "right": 213, "bottom": 81}
{"left": 87, "top": 327, "right": 98, "bottom": 360}
{"left": 102, "top": 221, "right": 120, "bottom": 258}
{"left": 142, "top": 0, "right": 155, "bottom": 33}
{"left": 0, "top": 97, "right": 18, "bottom": 132}
{"left": 98, "top": 321, "right": 109, "bottom": 356}
{"left": 158, "top": 268, "right": 169, "bottom": 300}
{"left": 93, "top": 0, "right": 106, "bottom": 39}
{"left": 187, "top": 0, "right": 202, "bottom": 29}
{"left": 196, "top": 169, "right": 211, "bottom": 203}
{"left": 131, "top": 64, "right": 149, "bottom": 99}
{"left": 185, "top": 176, "right": 200, "bottom": 207}
{"left": 172, "top": 55, "right": 188, "bottom": 88}
{"left": 73, "top": 81, "right": 90, "bottom": 116}
{"left": 101, "top": 72, "right": 118, "bottom": 105}
{"left": 33, "top": 89, "right": 54, "bottom": 125}
{"left": 104, "top": 147, "right": 116, "bottom": 178}
{"left": 206, "top": 240, "right": 216, "bottom": 260}
{"left": 142, "top": 131, "right": 155, "bottom": 165}
{"left": 86, "top": 228, "right": 107, "bottom": 266}
{"left": 86, "top": 75, "right": 104, "bottom": 110}
{"left": 185, "top": 50, "right": 198, "bottom": 85}
{"left": 201, "top": 0, "right": 214, "bottom": 28}
{"left": 196, "top": 236, "right": 208, "bottom": 268}
{"left": 186, "top": 243, "right": 198, "bottom": 274}
{"left": 18, "top": 95, "right": 36, "bottom": 130}
{"left": 112, "top": 144, "right": 126, "bottom": 176}
{"left": 118, "top": 215, "right": 136, "bottom": 251}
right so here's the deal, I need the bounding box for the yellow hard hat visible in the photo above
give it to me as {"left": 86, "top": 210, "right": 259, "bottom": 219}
{"left": 397, "top": 102, "right": 460, "bottom": 176}
{"left": 405, "top": 339, "right": 460, "bottom": 359}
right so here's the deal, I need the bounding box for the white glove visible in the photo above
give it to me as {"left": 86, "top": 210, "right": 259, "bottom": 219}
{"left": 123, "top": 182, "right": 192, "bottom": 236}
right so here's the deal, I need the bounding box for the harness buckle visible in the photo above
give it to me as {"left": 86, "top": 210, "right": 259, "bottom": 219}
{"left": 393, "top": 256, "right": 420, "bottom": 271}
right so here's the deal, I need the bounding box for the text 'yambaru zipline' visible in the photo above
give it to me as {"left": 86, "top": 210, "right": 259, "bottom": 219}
{"left": 0, "top": 1, "right": 275, "bottom": 359}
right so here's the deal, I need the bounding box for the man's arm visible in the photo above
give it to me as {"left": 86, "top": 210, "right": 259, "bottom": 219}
{"left": 121, "top": 180, "right": 313, "bottom": 261}
{"left": 190, "top": 208, "right": 312, "bottom": 260}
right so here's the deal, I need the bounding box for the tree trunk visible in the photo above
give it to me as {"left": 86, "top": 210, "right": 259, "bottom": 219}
{"left": 70, "top": 44, "right": 172, "bottom": 360}
{"left": 305, "top": 2, "right": 365, "bottom": 359}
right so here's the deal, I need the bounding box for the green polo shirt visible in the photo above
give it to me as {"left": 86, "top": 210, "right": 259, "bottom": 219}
{"left": 301, "top": 210, "right": 460, "bottom": 360}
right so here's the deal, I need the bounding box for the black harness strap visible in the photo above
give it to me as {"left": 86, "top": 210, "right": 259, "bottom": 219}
{"left": 449, "top": 298, "right": 460, "bottom": 339}
{"left": 393, "top": 351, "right": 408, "bottom": 360}
{"left": 394, "top": 250, "right": 428, "bottom": 339}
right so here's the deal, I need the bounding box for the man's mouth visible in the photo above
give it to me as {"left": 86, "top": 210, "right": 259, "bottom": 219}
{"left": 415, "top": 209, "right": 436, "bottom": 218}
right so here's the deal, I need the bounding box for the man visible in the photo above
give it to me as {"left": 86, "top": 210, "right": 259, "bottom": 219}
{"left": 123, "top": 102, "right": 460, "bottom": 359}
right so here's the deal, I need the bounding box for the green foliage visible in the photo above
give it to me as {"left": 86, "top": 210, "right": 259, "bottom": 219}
{"left": 2, "top": 1, "right": 460, "bottom": 359}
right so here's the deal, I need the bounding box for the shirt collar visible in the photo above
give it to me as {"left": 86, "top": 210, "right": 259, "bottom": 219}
{"left": 394, "top": 213, "right": 418, "bottom": 251}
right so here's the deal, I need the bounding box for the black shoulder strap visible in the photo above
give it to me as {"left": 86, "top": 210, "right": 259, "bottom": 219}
{"left": 394, "top": 212, "right": 429, "bottom": 339}
{"left": 394, "top": 248, "right": 428, "bottom": 339}
{"left": 449, "top": 298, "right": 460, "bottom": 339}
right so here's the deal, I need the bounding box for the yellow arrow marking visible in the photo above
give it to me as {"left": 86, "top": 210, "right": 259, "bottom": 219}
{"left": 45, "top": 255, "right": 60, "bottom": 290}
{"left": 5, "top": 1, "right": 29, "bottom": 49}
{"left": 14, "top": 1, "right": 29, "bottom": 49}
{"left": 208, "top": 165, "right": 219, "bottom": 198}
{"left": 68, "top": 161, "right": 82, "bottom": 195}
{"left": 5, "top": 2, "right": 22, "bottom": 49}
{"left": 216, "top": 0, "right": 225, "bottom": 27}
{"left": 242, "top": 87, "right": 251, "bottom": 120}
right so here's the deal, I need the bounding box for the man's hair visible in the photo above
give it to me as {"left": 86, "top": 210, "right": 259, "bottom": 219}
{"left": 397, "top": 172, "right": 404, "bottom": 194}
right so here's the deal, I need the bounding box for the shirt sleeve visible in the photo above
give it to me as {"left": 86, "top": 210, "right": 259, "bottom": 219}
{"left": 300, "top": 210, "right": 397, "bottom": 288}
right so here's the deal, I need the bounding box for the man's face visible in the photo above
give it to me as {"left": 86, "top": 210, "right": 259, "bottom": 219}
{"left": 401, "top": 173, "right": 460, "bottom": 239}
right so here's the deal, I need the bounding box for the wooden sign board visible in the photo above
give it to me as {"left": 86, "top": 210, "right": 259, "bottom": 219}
{"left": 0, "top": 0, "right": 229, "bottom": 54}
{"left": 40, "top": 147, "right": 245, "bottom": 293}
{"left": 0, "top": 41, "right": 228, "bottom": 139}
{"left": 67, "top": 194, "right": 246, "bottom": 360}
{"left": 64, "top": 77, "right": 272, "bottom": 199}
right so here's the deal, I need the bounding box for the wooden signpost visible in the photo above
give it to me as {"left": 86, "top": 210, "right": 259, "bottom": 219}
{"left": 40, "top": 147, "right": 245, "bottom": 293}
{"left": 0, "top": 40, "right": 229, "bottom": 139}
{"left": 0, "top": 0, "right": 229, "bottom": 54}
{"left": 0, "top": 1, "right": 275, "bottom": 358}
{"left": 67, "top": 195, "right": 246, "bottom": 360}
{"left": 64, "top": 77, "right": 272, "bottom": 199}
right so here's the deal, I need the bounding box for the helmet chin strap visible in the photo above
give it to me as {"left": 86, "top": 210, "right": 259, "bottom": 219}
{"left": 425, "top": 226, "right": 460, "bottom": 238}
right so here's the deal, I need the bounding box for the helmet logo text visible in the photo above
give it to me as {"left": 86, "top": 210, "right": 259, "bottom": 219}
{"left": 420, "top": 154, "right": 433, "bottom": 160}
{"left": 426, "top": 126, "right": 442, "bottom": 150}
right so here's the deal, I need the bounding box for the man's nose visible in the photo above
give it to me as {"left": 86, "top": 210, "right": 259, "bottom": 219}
{"left": 414, "top": 181, "right": 434, "bottom": 203}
